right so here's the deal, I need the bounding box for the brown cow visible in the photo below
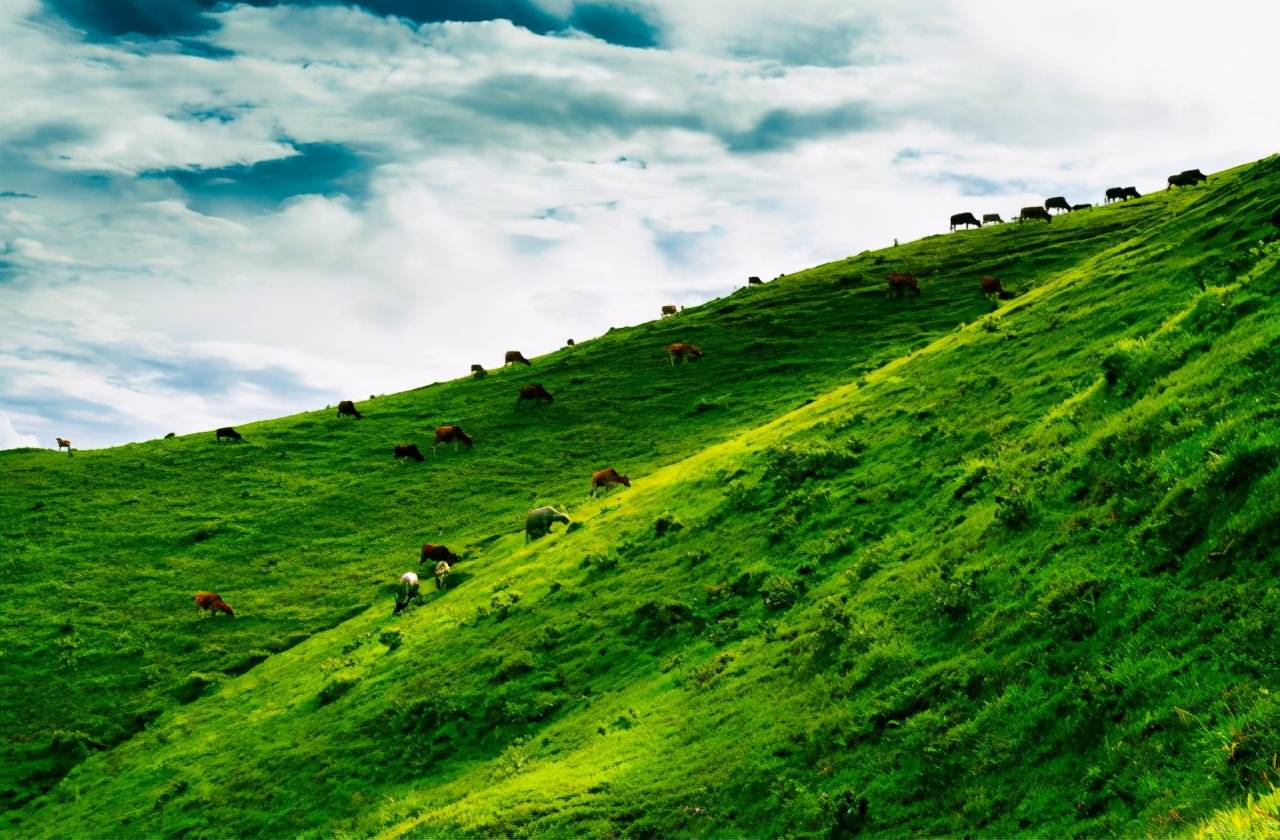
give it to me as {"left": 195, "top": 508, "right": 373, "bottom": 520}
{"left": 337, "top": 400, "right": 363, "bottom": 419}
{"left": 591, "top": 467, "right": 631, "bottom": 497}
{"left": 517, "top": 383, "right": 554, "bottom": 404}
{"left": 1018, "top": 206, "right": 1051, "bottom": 223}
{"left": 667, "top": 342, "right": 703, "bottom": 365}
{"left": 433, "top": 425, "right": 473, "bottom": 452}
{"left": 194, "top": 591, "right": 235, "bottom": 617}
{"left": 980, "top": 276, "right": 1004, "bottom": 296}
{"left": 215, "top": 426, "right": 243, "bottom": 442}
{"left": 55, "top": 437, "right": 72, "bottom": 451}
{"left": 504, "top": 350, "right": 531, "bottom": 366}
{"left": 420, "top": 543, "right": 460, "bottom": 565}
{"left": 748, "top": 276, "right": 763, "bottom": 285}
{"left": 886, "top": 273, "right": 920, "bottom": 298}
{"left": 661, "top": 304, "right": 678, "bottom": 317}
{"left": 393, "top": 443, "right": 425, "bottom": 462}
{"left": 950, "top": 212, "right": 980, "bottom": 231}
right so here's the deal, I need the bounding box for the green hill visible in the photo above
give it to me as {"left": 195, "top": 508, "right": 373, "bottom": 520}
{"left": 3, "top": 154, "right": 1278, "bottom": 838}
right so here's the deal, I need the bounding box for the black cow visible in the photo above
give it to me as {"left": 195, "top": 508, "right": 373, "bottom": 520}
{"left": 748, "top": 276, "right": 763, "bottom": 285}
{"left": 337, "top": 400, "right": 363, "bottom": 420}
{"left": 1071, "top": 203, "right": 1092, "bottom": 211}
{"left": 1018, "top": 206, "right": 1051, "bottom": 223}
{"left": 1122, "top": 187, "right": 1141, "bottom": 200}
{"left": 982, "top": 213, "right": 1003, "bottom": 225}
{"left": 950, "top": 212, "right": 981, "bottom": 231}
{"left": 393, "top": 443, "right": 425, "bottom": 462}
{"left": 215, "top": 426, "right": 242, "bottom": 442}
{"left": 1105, "top": 187, "right": 1125, "bottom": 204}
{"left": 1168, "top": 170, "right": 1207, "bottom": 190}
{"left": 1044, "top": 196, "right": 1071, "bottom": 214}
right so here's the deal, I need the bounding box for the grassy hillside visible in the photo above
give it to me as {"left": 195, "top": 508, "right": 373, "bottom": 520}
{"left": 3, "top": 154, "right": 1278, "bottom": 837}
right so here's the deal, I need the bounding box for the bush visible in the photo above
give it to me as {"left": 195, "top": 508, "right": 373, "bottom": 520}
{"left": 494, "top": 650, "right": 536, "bottom": 682}
{"left": 378, "top": 630, "right": 402, "bottom": 651}
{"left": 994, "top": 487, "right": 1032, "bottom": 528}
{"left": 318, "top": 677, "right": 357, "bottom": 706}
{"left": 763, "top": 439, "right": 861, "bottom": 484}
{"left": 760, "top": 575, "right": 803, "bottom": 610}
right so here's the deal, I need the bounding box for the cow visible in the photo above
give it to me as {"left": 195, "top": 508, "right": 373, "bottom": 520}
{"left": 1045, "top": 196, "right": 1071, "bottom": 214}
{"left": 1018, "top": 206, "right": 1052, "bottom": 223}
{"left": 525, "top": 506, "right": 571, "bottom": 542}
{"left": 1122, "top": 187, "right": 1141, "bottom": 200}
{"left": 886, "top": 273, "right": 920, "bottom": 298}
{"left": 55, "top": 437, "right": 72, "bottom": 451}
{"left": 667, "top": 342, "right": 703, "bottom": 365}
{"left": 1168, "top": 170, "right": 1207, "bottom": 190}
{"left": 504, "top": 350, "right": 531, "bottom": 367}
{"left": 471, "top": 364, "right": 487, "bottom": 380}
{"left": 1271, "top": 208, "right": 1280, "bottom": 229}
{"left": 393, "top": 443, "right": 425, "bottom": 462}
{"left": 661, "top": 304, "right": 678, "bottom": 318}
{"left": 1105, "top": 187, "right": 1125, "bottom": 204}
{"left": 432, "top": 560, "right": 451, "bottom": 590}
{"left": 566, "top": 339, "right": 575, "bottom": 346}
{"left": 591, "top": 467, "right": 631, "bottom": 497}
{"left": 517, "top": 383, "right": 554, "bottom": 404}
{"left": 394, "top": 572, "right": 419, "bottom": 615}
{"left": 420, "top": 543, "right": 460, "bottom": 565}
{"left": 194, "top": 591, "right": 234, "bottom": 617}
{"left": 433, "top": 425, "right": 473, "bottom": 452}
{"left": 982, "top": 213, "right": 1004, "bottom": 225}
{"left": 748, "top": 276, "right": 763, "bottom": 285}
{"left": 164, "top": 432, "right": 175, "bottom": 439}
{"left": 470, "top": 364, "right": 485, "bottom": 373}
{"left": 337, "top": 400, "right": 363, "bottom": 420}
{"left": 950, "top": 212, "right": 981, "bottom": 231}
{"left": 1071, "top": 203, "right": 1092, "bottom": 211}
{"left": 215, "top": 426, "right": 243, "bottom": 442}
{"left": 980, "top": 276, "right": 1004, "bottom": 296}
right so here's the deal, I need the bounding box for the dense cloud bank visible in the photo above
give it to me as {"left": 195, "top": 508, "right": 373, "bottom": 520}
{"left": 2, "top": 0, "right": 1276, "bottom": 447}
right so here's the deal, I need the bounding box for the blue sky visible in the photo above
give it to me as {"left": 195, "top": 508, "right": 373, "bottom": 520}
{"left": 2, "top": 0, "right": 1277, "bottom": 448}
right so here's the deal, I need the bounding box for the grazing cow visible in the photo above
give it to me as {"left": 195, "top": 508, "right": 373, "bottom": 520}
{"left": 433, "top": 560, "right": 451, "bottom": 590}
{"left": 566, "top": 339, "right": 575, "bottom": 346}
{"left": 471, "top": 364, "right": 487, "bottom": 380}
{"left": 1168, "top": 170, "right": 1207, "bottom": 190}
{"left": 980, "top": 276, "right": 1004, "bottom": 296}
{"left": 1105, "top": 187, "right": 1125, "bottom": 204}
{"left": 886, "top": 273, "right": 920, "bottom": 298}
{"left": 420, "top": 543, "right": 460, "bottom": 565}
{"left": 337, "top": 400, "right": 363, "bottom": 420}
{"left": 194, "top": 591, "right": 234, "bottom": 617}
{"left": 1044, "top": 196, "right": 1071, "bottom": 214}
{"left": 1018, "top": 206, "right": 1052, "bottom": 223}
{"left": 470, "top": 364, "right": 485, "bottom": 374}
{"left": 1071, "top": 203, "right": 1092, "bottom": 211}
{"left": 394, "top": 572, "right": 419, "bottom": 615}
{"left": 661, "top": 304, "right": 678, "bottom": 318}
{"left": 55, "top": 437, "right": 72, "bottom": 451}
{"left": 667, "top": 342, "right": 703, "bottom": 365}
{"left": 1122, "top": 187, "right": 1141, "bottom": 200}
{"left": 215, "top": 426, "right": 243, "bottom": 442}
{"left": 525, "top": 506, "right": 571, "bottom": 542}
{"left": 950, "top": 212, "right": 981, "bottom": 231}
{"left": 393, "top": 443, "right": 425, "bottom": 462}
{"left": 591, "top": 467, "right": 631, "bottom": 497}
{"left": 982, "top": 213, "right": 1004, "bottom": 225}
{"left": 748, "top": 276, "right": 763, "bottom": 285}
{"left": 504, "top": 350, "right": 531, "bottom": 366}
{"left": 517, "top": 383, "right": 554, "bottom": 404}
{"left": 433, "top": 425, "right": 473, "bottom": 452}
{"left": 164, "top": 432, "right": 175, "bottom": 439}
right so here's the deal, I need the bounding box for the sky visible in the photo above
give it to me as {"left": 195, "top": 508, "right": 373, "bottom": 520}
{"left": 2, "top": 0, "right": 1277, "bottom": 449}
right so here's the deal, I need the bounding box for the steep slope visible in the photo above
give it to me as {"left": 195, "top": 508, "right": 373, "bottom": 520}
{"left": 3, "top": 154, "right": 1278, "bottom": 837}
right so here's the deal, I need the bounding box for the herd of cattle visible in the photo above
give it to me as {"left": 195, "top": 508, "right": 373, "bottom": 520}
{"left": 949, "top": 169, "right": 1208, "bottom": 231}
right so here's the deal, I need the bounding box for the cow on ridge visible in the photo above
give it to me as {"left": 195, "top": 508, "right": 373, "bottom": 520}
{"left": 950, "top": 212, "right": 981, "bottom": 231}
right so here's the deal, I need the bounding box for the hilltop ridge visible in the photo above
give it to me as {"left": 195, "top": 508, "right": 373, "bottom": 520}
{"left": 3, "top": 153, "right": 1279, "bottom": 837}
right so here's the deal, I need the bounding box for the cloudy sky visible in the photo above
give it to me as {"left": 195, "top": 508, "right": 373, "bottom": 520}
{"left": 2, "top": 0, "right": 1276, "bottom": 449}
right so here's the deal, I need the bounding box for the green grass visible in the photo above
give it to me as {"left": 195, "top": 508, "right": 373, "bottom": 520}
{"left": 3, "top": 154, "right": 1279, "bottom": 838}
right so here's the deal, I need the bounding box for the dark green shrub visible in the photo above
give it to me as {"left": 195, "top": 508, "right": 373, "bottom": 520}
{"left": 760, "top": 575, "right": 802, "bottom": 610}
{"left": 994, "top": 488, "right": 1032, "bottom": 528}
{"left": 318, "top": 677, "right": 357, "bottom": 706}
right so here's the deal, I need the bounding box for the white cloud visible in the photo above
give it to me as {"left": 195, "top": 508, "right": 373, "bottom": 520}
{"left": 2, "top": 1, "right": 1278, "bottom": 448}
{"left": 0, "top": 410, "right": 42, "bottom": 450}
